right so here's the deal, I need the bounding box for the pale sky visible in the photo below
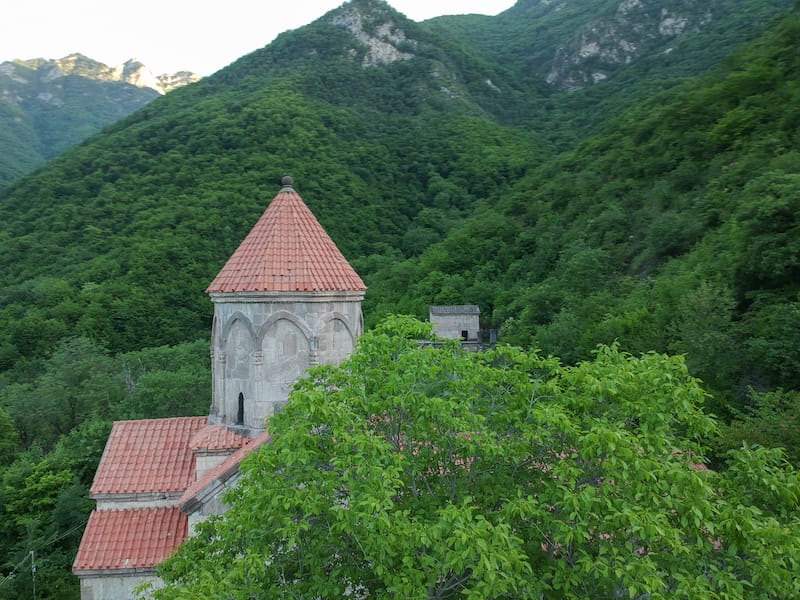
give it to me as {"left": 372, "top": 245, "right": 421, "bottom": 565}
{"left": 0, "top": 1, "right": 516, "bottom": 76}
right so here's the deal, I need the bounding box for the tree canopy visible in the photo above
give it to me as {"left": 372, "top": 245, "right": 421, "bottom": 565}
{"left": 154, "top": 317, "right": 800, "bottom": 599}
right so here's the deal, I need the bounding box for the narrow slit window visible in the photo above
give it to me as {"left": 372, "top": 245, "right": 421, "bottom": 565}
{"left": 237, "top": 393, "right": 245, "bottom": 425}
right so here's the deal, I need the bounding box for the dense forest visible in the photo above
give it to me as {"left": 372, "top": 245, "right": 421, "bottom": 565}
{"left": 1, "top": 0, "right": 799, "bottom": 596}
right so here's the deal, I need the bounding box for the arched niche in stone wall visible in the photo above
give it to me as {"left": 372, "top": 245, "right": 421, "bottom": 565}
{"left": 318, "top": 314, "right": 355, "bottom": 366}
{"left": 261, "top": 317, "right": 311, "bottom": 390}
{"left": 225, "top": 316, "right": 255, "bottom": 381}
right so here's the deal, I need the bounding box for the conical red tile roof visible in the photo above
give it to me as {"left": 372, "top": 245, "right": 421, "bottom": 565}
{"left": 207, "top": 179, "right": 366, "bottom": 293}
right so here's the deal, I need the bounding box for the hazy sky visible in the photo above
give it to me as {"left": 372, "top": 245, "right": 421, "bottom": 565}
{"left": 0, "top": 1, "right": 516, "bottom": 76}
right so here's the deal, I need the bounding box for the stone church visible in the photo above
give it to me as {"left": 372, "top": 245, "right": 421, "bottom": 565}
{"left": 72, "top": 177, "right": 366, "bottom": 599}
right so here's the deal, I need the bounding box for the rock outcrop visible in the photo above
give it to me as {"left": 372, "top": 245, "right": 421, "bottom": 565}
{"left": 324, "top": 0, "right": 417, "bottom": 67}
{"left": 544, "top": 0, "right": 713, "bottom": 91}
{"left": 3, "top": 53, "right": 201, "bottom": 97}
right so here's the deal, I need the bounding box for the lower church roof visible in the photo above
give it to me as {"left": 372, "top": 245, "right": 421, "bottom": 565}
{"left": 189, "top": 423, "right": 249, "bottom": 453}
{"left": 73, "top": 507, "right": 187, "bottom": 574}
{"left": 180, "top": 430, "right": 271, "bottom": 511}
{"left": 76, "top": 416, "right": 254, "bottom": 578}
{"left": 91, "top": 417, "right": 210, "bottom": 496}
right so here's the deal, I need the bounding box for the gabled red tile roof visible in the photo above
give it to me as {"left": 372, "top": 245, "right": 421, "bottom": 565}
{"left": 91, "top": 417, "right": 208, "bottom": 496}
{"left": 73, "top": 507, "right": 187, "bottom": 573}
{"left": 189, "top": 424, "right": 247, "bottom": 453}
{"left": 180, "top": 430, "right": 271, "bottom": 510}
{"left": 206, "top": 179, "right": 366, "bottom": 293}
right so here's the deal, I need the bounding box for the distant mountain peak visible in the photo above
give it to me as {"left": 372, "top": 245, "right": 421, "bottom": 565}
{"left": 0, "top": 53, "right": 202, "bottom": 185}
{"left": 324, "top": 0, "right": 418, "bottom": 67}
{"left": 5, "top": 54, "right": 200, "bottom": 95}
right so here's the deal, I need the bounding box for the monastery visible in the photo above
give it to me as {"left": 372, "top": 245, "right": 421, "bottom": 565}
{"left": 72, "top": 177, "right": 366, "bottom": 599}
{"left": 71, "top": 177, "right": 485, "bottom": 599}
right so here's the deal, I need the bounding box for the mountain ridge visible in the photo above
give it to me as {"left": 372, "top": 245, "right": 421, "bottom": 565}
{"left": 5, "top": 53, "right": 201, "bottom": 94}
{"left": 425, "top": 0, "right": 795, "bottom": 91}
{"left": 0, "top": 0, "right": 795, "bottom": 373}
{"left": 0, "top": 53, "right": 201, "bottom": 188}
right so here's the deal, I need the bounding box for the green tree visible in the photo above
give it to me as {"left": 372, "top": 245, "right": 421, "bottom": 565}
{"left": 667, "top": 281, "right": 741, "bottom": 402}
{"left": 0, "top": 453, "right": 84, "bottom": 600}
{"left": 1, "top": 336, "right": 120, "bottom": 449}
{"left": 0, "top": 406, "right": 19, "bottom": 465}
{"left": 715, "top": 388, "right": 800, "bottom": 467}
{"left": 155, "top": 317, "right": 800, "bottom": 599}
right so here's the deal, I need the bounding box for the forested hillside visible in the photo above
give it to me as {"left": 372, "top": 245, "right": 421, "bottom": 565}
{"left": 1, "top": 0, "right": 799, "bottom": 597}
{"left": 0, "top": 1, "right": 549, "bottom": 370}
{"left": 427, "top": 0, "right": 796, "bottom": 138}
{"left": 369, "top": 2, "right": 800, "bottom": 407}
{"left": 427, "top": 0, "right": 794, "bottom": 89}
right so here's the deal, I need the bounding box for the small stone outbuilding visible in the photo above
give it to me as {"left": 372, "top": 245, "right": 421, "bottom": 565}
{"left": 429, "top": 305, "right": 481, "bottom": 341}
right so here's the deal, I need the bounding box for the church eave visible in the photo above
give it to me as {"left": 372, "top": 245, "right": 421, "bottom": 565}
{"left": 208, "top": 289, "right": 366, "bottom": 303}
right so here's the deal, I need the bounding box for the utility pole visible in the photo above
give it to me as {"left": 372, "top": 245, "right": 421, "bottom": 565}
{"left": 30, "top": 550, "right": 36, "bottom": 600}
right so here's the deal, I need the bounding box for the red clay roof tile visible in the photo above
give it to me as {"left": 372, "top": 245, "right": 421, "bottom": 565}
{"left": 73, "top": 507, "right": 187, "bottom": 572}
{"left": 180, "top": 430, "right": 271, "bottom": 508}
{"left": 90, "top": 417, "right": 208, "bottom": 496}
{"left": 206, "top": 183, "right": 366, "bottom": 293}
{"left": 189, "top": 424, "right": 248, "bottom": 452}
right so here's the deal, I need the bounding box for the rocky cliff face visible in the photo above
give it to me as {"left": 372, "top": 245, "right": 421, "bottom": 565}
{"left": 428, "top": 0, "right": 793, "bottom": 94}
{"left": 3, "top": 53, "right": 201, "bottom": 98}
{"left": 542, "top": 0, "right": 715, "bottom": 90}
{"left": 317, "top": 0, "right": 509, "bottom": 110}
{"left": 157, "top": 70, "right": 203, "bottom": 93}
{"left": 323, "top": 0, "right": 418, "bottom": 67}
